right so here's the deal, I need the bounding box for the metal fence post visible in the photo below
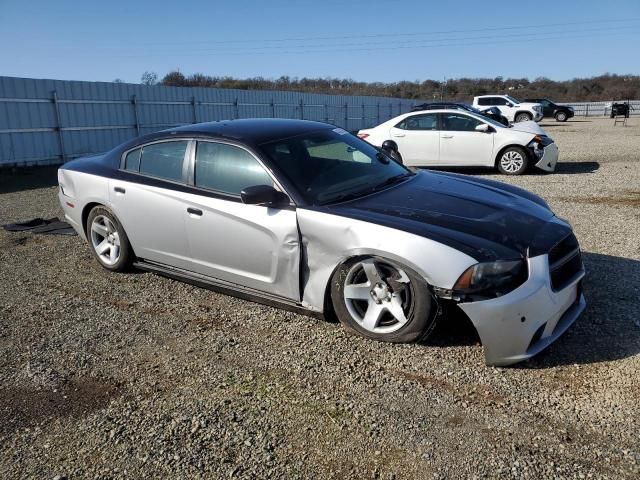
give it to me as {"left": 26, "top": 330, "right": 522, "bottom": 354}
{"left": 52, "top": 91, "right": 66, "bottom": 163}
{"left": 324, "top": 103, "right": 329, "bottom": 123}
{"left": 361, "top": 103, "right": 366, "bottom": 129}
{"left": 398, "top": 102, "right": 402, "bottom": 114}
{"left": 234, "top": 98, "right": 239, "bottom": 119}
{"left": 299, "top": 99, "right": 304, "bottom": 120}
{"left": 271, "top": 99, "right": 275, "bottom": 118}
{"left": 585, "top": 104, "right": 589, "bottom": 117}
{"left": 344, "top": 103, "right": 348, "bottom": 129}
{"left": 377, "top": 102, "right": 381, "bottom": 124}
{"left": 132, "top": 95, "right": 140, "bottom": 136}
{"left": 191, "top": 96, "right": 198, "bottom": 123}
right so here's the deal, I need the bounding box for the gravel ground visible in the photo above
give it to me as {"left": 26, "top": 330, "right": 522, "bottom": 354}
{"left": 1, "top": 118, "right": 639, "bottom": 479}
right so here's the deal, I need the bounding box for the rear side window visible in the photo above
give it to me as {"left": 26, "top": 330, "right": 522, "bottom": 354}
{"left": 124, "top": 148, "right": 141, "bottom": 172}
{"left": 396, "top": 113, "right": 438, "bottom": 131}
{"left": 195, "top": 142, "right": 273, "bottom": 195}
{"left": 139, "top": 141, "right": 188, "bottom": 182}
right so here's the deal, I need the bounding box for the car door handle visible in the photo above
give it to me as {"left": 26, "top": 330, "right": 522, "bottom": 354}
{"left": 114, "top": 186, "right": 126, "bottom": 194}
{"left": 392, "top": 133, "right": 405, "bottom": 137}
{"left": 187, "top": 207, "right": 203, "bottom": 216}
{"left": 441, "top": 135, "right": 454, "bottom": 139}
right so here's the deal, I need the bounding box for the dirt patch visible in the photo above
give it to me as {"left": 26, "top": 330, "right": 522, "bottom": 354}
{"left": 0, "top": 377, "right": 123, "bottom": 435}
{"left": 556, "top": 191, "right": 640, "bottom": 207}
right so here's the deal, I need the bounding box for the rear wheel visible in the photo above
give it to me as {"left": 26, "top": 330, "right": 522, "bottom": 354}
{"left": 497, "top": 146, "right": 529, "bottom": 175}
{"left": 86, "top": 206, "right": 133, "bottom": 272}
{"left": 515, "top": 112, "right": 532, "bottom": 123}
{"left": 555, "top": 111, "right": 568, "bottom": 122}
{"left": 330, "top": 257, "right": 435, "bottom": 343}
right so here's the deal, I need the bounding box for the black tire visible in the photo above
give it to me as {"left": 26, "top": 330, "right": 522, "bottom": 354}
{"left": 86, "top": 206, "right": 134, "bottom": 272}
{"left": 497, "top": 146, "right": 529, "bottom": 175}
{"left": 555, "top": 111, "right": 568, "bottom": 122}
{"left": 514, "top": 112, "right": 532, "bottom": 123}
{"left": 330, "top": 256, "right": 436, "bottom": 344}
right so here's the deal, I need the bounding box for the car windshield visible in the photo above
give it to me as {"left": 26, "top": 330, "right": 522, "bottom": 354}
{"left": 260, "top": 128, "right": 412, "bottom": 205}
{"left": 505, "top": 95, "right": 521, "bottom": 104}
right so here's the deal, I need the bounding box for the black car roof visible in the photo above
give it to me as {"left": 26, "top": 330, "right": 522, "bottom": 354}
{"left": 166, "top": 118, "right": 334, "bottom": 145}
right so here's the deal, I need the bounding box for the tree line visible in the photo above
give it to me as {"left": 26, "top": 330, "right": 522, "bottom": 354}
{"left": 142, "top": 71, "right": 640, "bottom": 102}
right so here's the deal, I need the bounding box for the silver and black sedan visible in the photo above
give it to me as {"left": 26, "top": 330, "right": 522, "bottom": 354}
{"left": 57, "top": 119, "right": 585, "bottom": 366}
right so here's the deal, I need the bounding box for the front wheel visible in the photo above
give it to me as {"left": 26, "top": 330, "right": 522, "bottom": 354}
{"left": 497, "top": 147, "right": 529, "bottom": 175}
{"left": 555, "top": 111, "right": 568, "bottom": 122}
{"left": 330, "top": 257, "right": 435, "bottom": 343}
{"left": 86, "top": 206, "right": 134, "bottom": 272}
{"left": 515, "top": 112, "right": 532, "bottom": 123}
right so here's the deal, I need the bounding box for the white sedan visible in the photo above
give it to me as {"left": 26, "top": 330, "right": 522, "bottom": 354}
{"left": 358, "top": 109, "right": 559, "bottom": 175}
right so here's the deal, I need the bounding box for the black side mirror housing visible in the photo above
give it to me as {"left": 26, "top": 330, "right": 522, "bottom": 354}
{"left": 240, "top": 185, "right": 290, "bottom": 207}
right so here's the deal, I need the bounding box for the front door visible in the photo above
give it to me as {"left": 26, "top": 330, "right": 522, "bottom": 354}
{"left": 182, "top": 140, "right": 300, "bottom": 301}
{"left": 388, "top": 112, "right": 440, "bottom": 166}
{"left": 438, "top": 112, "right": 494, "bottom": 167}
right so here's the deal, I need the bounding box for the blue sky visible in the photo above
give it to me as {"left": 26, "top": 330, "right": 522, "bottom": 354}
{"left": 1, "top": 0, "right": 639, "bottom": 83}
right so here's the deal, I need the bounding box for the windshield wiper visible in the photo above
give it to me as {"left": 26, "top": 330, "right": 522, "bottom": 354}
{"left": 371, "top": 172, "right": 414, "bottom": 191}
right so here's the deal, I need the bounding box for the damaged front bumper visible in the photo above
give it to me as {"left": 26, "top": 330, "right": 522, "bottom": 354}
{"left": 533, "top": 142, "right": 559, "bottom": 172}
{"left": 457, "top": 254, "right": 585, "bottom": 366}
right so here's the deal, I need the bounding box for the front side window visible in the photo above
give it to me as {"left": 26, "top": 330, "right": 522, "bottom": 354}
{"left": 195, "top": 142, "right": 273, "bottom": 195}
{"left": 477, "top": 97, "right": 490, "bottom": 106}
{"left": 441, "top": 113, "right": 484, "bottom": 132}
{"left": 261, "top": 129, "right": 410, "bottom": 205}
{"left": 138, "top": 141, "right": 188, "bottom": 182}
{"left": 493, "top": 97, "right": 508, "bottom": 106}
{"left": 395, "top": 113, "right": 438, "bottom": 131}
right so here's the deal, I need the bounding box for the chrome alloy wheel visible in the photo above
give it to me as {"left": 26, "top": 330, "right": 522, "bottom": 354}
{"left": 500, "top": 150, "right": 525, "bottom": 173}
{"left": 343, "top": 259, "right": 414, "bottom": 334}
{"left": 90, "top": 215, "right": 120, "bottom": 266}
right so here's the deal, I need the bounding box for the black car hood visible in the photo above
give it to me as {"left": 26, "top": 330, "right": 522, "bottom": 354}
{"left": 321, "top": 171, "right": 571, "bottom": 262}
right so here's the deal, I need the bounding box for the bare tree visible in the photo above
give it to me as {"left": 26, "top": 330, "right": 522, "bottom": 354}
{"left": 141, "top": 71, "right": 158, "bottom": 86}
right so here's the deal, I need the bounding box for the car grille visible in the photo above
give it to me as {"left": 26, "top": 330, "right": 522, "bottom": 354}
{"left": 548, "top": 233, "right": 583, "bottom": 291}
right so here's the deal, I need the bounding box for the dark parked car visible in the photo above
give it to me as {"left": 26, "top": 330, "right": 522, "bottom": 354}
{"left": 524, "top": 98, "right": 574, "bottom": 122}
{"left": 609, "top": 102, "right": 630, "bottom": 118}
{"left": 411, "top": 102, "right": 509, "bottom": 126}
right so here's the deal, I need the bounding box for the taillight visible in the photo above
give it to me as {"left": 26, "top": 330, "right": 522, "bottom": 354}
{"left": 357, "top": 133, "right": 369, "bottom": 140}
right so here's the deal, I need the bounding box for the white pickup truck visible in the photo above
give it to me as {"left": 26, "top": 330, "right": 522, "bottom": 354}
{"left": 473, "top": 95, "right": 543, "bottom": 123}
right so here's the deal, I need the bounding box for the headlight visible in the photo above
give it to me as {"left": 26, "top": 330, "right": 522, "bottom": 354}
{"left": 453, "top": 259, "right": 527, "bottom": 299}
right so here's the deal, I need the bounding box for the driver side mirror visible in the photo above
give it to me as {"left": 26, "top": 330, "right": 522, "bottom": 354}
{"left": 475, "top": 124, "right": 492, "bottom": 133}
{"left": 240, "top": 185, "right": 290, "bottom": 207}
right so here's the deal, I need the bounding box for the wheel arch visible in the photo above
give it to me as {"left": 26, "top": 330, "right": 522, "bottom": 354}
{"left": 494, "top": 143, "right": 531, "bottom": 167}
{"left": 81, "top": 202, "right": 104, "bottom": 236}
{"left": 514, "top": 110, "right": 533, "bottom": 120}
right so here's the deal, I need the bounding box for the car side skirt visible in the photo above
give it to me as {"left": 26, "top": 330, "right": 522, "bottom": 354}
{"left": 133, "top": 260, "right": 323, "bottom": 319}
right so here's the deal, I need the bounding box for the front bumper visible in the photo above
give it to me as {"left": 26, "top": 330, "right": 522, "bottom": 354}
{"left": 534, "top": 111, "right": 544, "bottom": 122}
{"left": 534, "top": 143, "right": 559, "bottom": 172}
{"left": 458, "top": 254, "right": 585, "bottom": 366}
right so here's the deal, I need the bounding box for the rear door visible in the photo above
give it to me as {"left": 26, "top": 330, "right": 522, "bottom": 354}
{"left": 181, "top": 140, "right": 300, "bottom": 300}
{"left": 388, "top": 113, "right": 440, "bottom": 166}
{"left": 109, "top": 140, "right": 193, "bottom": 269}
{"left": 438, "top": 112, "right": 494, "bottom": 166}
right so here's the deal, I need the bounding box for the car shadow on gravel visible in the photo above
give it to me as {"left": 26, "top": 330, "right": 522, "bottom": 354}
{"left": 0, "top": 166, "right": 58, "bottom": 194}
{"left": 421, "top": 161, "right": 600, "bottom": 176}
{"left": 523, "top": 252, "right": 640, "bottom": 368}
